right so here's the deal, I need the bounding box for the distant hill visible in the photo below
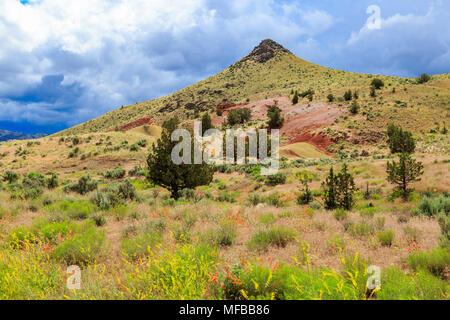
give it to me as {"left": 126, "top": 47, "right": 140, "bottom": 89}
{"left": 57, "top": 39, "right": 450, "bottom": 137}
{"left": 0, "top": 129, "right": 47, "bottom": 141}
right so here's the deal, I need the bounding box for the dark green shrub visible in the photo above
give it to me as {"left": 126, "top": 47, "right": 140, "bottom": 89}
{"left": 267, "top": 106, "right": 284, "bottom": 129}
{"left": 417, "top": 73, "right": 431, "bottom": 84}
{"left": 343, "top": 90, "right": 352, "bottom": 101}
{"left": 349, "top": 101, "right": 360, "bottom": 114}
{"left": 2, "top": 170, "right": 19, "bottom": 184}
{"left": 264, "top": 172, "right": 286, "bottom": 186}
{"left": 64, "top": 174, "right": 98, "bottom": 195}
{"left": 415, "top": 193, "right": 449, "bottom": 217}
{"left": 371, "top": 78, "right": 384, "bottom": 89}
{"left": 90, "top": 179, "right": 137, "bottom": 210}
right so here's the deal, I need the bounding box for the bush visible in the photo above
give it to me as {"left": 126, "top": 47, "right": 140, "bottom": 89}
{"left": 343, "top": 90, "right": 352, "bottom": 101}
{"left": 227, "top": 108, "right": 251, "bottom": 126}
{"left": 417, "top": 73, "right": 431, "bottom": 84}
{"left": 265, "top": 192, "right": 283, "bottom": 207}
{"left": 416, "top": 193, "right": 450, "bottom": 217}
{"left": 248, "top": 193, "right": 264, "bottom": 206}
{"left": 2, "top": 170, "right": 19, "bottom": 184}
{"left": 437, "top": 212, "right": 449, "bottom": 248}
{"left": 53, "top": 224, "right": 105, "bottom": 265}
{"left": 377, "top": 230, "right": 394, "bottom": 246}
{"left": 128, "top": 165, "right": 147, "bottom": 177}
{"left": 104, "top": 167, "right": 126, "bottom": 179}
{"left": 45, "top": 171, "right": 59, "bottom": 189}
{"left": 201, "top": 222, "right": 237, "bottom": 247}
{"left": 264, "top": 172, "right": 286, "bottom": 186}
{"left": 333, "top": 209, "right": 348, "bottom": 221}
{"left": 21, "top": 172, "right": 46, "bottom": 199}
{"left": 90, "top": 179, "right": 138, "bottom": 210}
{"left": 371, "top": 78, "right": 384, "bottom": 89}
{"left": 359, "top": 206, "right": 378, "bottom": 218}
{"left": 349, "top": 101, "right": 360, "bottom": 114}
{"left": 90, "top": 212, "right": 107, "bottom": 227}
{"left": 215, "top": 191, "right": 237, "bottom": 203}
{"left": 327, "top": 94, "right": 335, "bottom": 102}
{"left": 407, "top": 248, "right": 450, "bottom": 278}
{"left": 347, "top": 221, "right": 375, "bottom": 238}
{"left": 247, "top": 226, "right": 295, "bottom": 251}
{"left": 258, "top": 212, "right": 277, "bottom": 226}
{"left": 64, "top": 175, "right": 98, "bottom": 195}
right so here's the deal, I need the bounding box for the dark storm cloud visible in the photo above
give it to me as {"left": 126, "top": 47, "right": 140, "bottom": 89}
{"left": 0, "top": 0, "right": 448, "bottom": 134}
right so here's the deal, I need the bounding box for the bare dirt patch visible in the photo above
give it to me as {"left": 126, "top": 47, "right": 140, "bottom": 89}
{"left": 212, "top": 97, "right": 344, "bottom": 152}
{"left": 112, "top": 116, "right": 154, "bottom": 132}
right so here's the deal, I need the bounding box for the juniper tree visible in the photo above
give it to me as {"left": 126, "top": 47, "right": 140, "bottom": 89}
{"left": 349, "top": 101, "right": 360, "bottom": 114}
{"left": 335, "top": 164, "right": 357, "bottom": 210}
{"left": 386, "top": 153, "right": 424, "bottom": 200}
{"left": 147, "top": 116, "right": 213, "bottom": 199}
{"left": 344, "top": 90, "right": 352, "bottom": 101}
{"left": 292, "top": 91, "right": 299, "bottom": 105}
{"left": 387, "top": 124, "right": 415, "bottom": 154}
{"left": 297, "top": 172, "right": 313, "bottom": 205}
{"left": 371, "top": 78, "right": 384, "bottom": 89}
{"left": 201, "top": 112, "right": 214, "bottom": 135}
{"left": 322, "top": 165, "right": 357, "bottom": 210}
{"left": 322, "top": 167, "right": 337, "bottom": 210}
{"left": 267, "top": 106, "right": 284, "bottom": 129}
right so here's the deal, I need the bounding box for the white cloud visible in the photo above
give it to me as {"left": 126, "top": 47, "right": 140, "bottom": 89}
{"left": 0, "top": 0, "right": 337, "bottom": 131}
{"left": 344, "top": 6, "right": 450, "bottom": 76}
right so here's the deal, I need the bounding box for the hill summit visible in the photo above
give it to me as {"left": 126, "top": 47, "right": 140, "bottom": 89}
{"left": 241, "top": 39, "right": 292, "bottom": 63}
{"left": 57, "top": 39, "right": 450, "bottom": 138}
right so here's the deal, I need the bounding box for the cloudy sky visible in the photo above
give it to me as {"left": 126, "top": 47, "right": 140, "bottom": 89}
{"left": 1, "top": 0, "right": 449, "bottom": 134}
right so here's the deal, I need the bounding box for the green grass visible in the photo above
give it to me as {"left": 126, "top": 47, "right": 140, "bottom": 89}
{"left": 247, "top": 226, "right": 296, "bottom": 251}
{"left": 407, "top": 248, "right": 450, "bottom": 278}
{"left": 121, "top": 233, "right": 161, "bottom": 260}
{"left": 53, "top": 223, "right": 106, "bottom": 265}
{"left": 377, "top": 267, "right": 447, "bottom": 300}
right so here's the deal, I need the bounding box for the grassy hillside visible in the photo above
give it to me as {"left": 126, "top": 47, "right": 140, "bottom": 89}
{"left": 57, "top": 40, "right": 450, "bottom": 137}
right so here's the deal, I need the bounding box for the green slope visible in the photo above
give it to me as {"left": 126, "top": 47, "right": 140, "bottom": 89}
{"left": 57, "top": 39, "right": 450, "bottom": 137}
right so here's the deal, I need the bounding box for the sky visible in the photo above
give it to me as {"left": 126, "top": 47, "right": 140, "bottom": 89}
{"left": 0, "top": 0, "right": 449, "bottom": 134}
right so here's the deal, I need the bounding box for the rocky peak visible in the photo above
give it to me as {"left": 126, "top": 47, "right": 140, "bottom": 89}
{"left": 241, "top": 39, "right": 291, "bottom": 63}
